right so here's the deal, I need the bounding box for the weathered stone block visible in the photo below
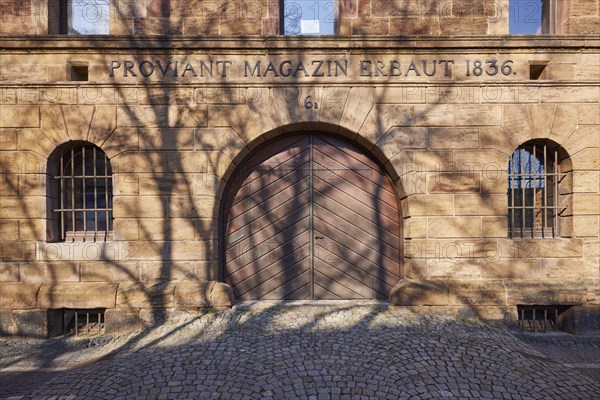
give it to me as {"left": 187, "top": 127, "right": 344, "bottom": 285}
{"left": 390, "top": 17, "right": 441, "bottom": 35}
{"left": 440, "top": 17, "right": 488, "bottom": 35}
{"left": 482, "top": 216, "right": 508, "bottom": 238}
{"left": 210, "top": 282, "right": 234, "bottom": 308}
{"left": 113, "top": 196, "right": 166, "bottom": 218}
{"left": 104, "top": 308, "right": 143, "bottom": 335}
{"left": 455, "top": 105, "right": 501, "bottom": 126}
{"left": 139, "top": 218, "right": 196, "bottom": 241}
{"left": 405, "top": 217, "right": 427, "bottom": 239}
{"left": 38, "top": 282, "right": 118, "bottom": 309}
{"left": 352, "top": 17, "right": 390, "bottom": 35}
{"left": 573, "top": 216, "right": 600, "bottom": 237}
{"left": 0, "top": 129, "right": 18, "bottom": 150}
{"left": 427, "top": 173, "right": 480, "bottom": 193}
{"left": 116, "top": 282, "right": 175, "bottom": 308}
{"left": 573, "top": 171, "right": 600, "bottom": 193}
{"left": 0, "top": 283, "right": 40, "bottom": 309}
{"left": 506, "top": 282, "right": 586, "bottom": 305}
{"left": 0, "top": 263, "right": 19, "bottom": 282}
{"left": 454, "top": 194, "right": 506, "bottom": 216}
{"left": 541, "top": 86, "right": 599, "bottom": 103}
{"left": 207, "top": 104, "right": 261, "bottom": 144}
{"left": 572, "top": 193, "right": 600, "bottom": 215}
{"left": 497, "top": 238, "right": 584, "bottom": 259}
{"left": 19, "top": 262, "right": 80, "bottom": 283}
{"left": 167, "top": 105, "right": 208, "bottom": 128}
{"left": 428, "top": 217, "right": 482, "bottom": 238}
{"left": 360, "top": 105, "right": 414, "bottom": 144}
{"left": 117, "top": 106, "right": 167, "bottom": 127}
{"left": 578, "top": 104, "right": 600, "bottom": 125}
{"left": 340, "top": 87, "right": 373, "bottom": 133}
{"left": 101, "top": 127, "right": 140, "bottom": 157}
{"left": 0, "top": 106, "right": 40, "bottom": 128}
{"left": 88, "top": 106, "right": 117, "bottom": 145}
{"left": 448, "top": 281, "right": 507, "bottom": 306}
{"left": 429, "top": 128, "right": 479, "bottom": 149}
{"left": 174, "top": 281, "right": 212, "bottom": 308}
{"left": 571, "top": 148, "right": 599, "bottom": 170}
{"left": 583, "top": 238, "right": 600, "bottom": 258}
{"left": 376, "top": 128, "right": 427, "bottom": 161}
{"left": 61, "top": 106, "right": 94, "bottom": 140}
{"left": 195, "top": 127, "right": 246, "bottom": 160}
{"left": 416, "top": 105, "right": 453, "bottom": 127}
{"left": 0, "top": 196, "right": 44, "bottom": 219}
{"left": 81, "top": 262, "right": 140, "bottom": 282}
{"left": 541, "top": 259, "right": 600, "bottom": 279}
{"left": 0, "top": 221, "right": 19, "bottom": 241}
{"left": 13, "top": 310, "right": 48, "bottom": 338}
{"left": 36, "top": 242, "right": 130, "bottom": 262}
{"left": 390, "top": 279, "right": 449, "bottom": 306}
{"left": 407, "top": 194, "right": 453, "bottom": 216}
{"left": 479, "top": 260, "right": 541, "bottom": 279}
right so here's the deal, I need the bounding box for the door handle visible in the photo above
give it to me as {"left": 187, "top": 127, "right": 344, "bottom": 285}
{"left": 315, "top": 236, "right": 324, "bottom": 239}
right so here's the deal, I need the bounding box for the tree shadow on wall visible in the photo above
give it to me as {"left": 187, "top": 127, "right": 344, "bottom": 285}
{"left": 2, "top": 0, "right": 577, "bottom": 372}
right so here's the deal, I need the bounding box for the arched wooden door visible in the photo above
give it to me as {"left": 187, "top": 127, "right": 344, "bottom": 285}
{"left": 223, "top": 133, "right": 401, "bottom": 300}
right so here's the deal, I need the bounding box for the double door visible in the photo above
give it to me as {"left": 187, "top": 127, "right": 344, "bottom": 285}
{"left": 223, "top": 134, "right": 401, "bottom": 300}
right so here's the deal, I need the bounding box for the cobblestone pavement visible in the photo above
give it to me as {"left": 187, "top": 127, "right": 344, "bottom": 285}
{"left": 1, "top": 303, "right": 599, "bottom": 400}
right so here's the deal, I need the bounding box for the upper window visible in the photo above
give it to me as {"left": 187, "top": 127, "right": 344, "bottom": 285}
{"left": 49, "top": 0, "right": 110, "bottom": 35}
{"left": 48, "top": 142, "right": 113, "bottom": 242}
{"left": 282, "top": 0, "right": 336, "bottom": 35}
{"left": 508, "top": 142, "right": 565, "bottom": 238}
{"left": 510, "top": 0, "right": 555, "bottom": 34}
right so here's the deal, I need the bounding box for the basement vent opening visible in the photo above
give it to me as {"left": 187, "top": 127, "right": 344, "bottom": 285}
{"left": 69, "top": 64, "right": 89, "bottom": 81}
{"left": 529, "top": 63, "right": 547, "bottom": 80}
{"left": 517, "top": 305, "right": 574, "bottom": 333}
{"left": 48, "top": 308, "right": 105, "bottom": 337}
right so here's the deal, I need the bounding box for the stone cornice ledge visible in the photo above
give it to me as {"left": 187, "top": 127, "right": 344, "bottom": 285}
{"left": 0, "top": 35, "right": 599, "bottom": 51}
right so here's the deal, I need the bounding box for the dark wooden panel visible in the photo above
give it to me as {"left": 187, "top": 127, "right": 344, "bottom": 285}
{"left": 224, "top": 135, "right": 311, "bottom": 300}
{"left": 226, "top": 219, "right": 310, "bottom": 284}
{"left": 236, "top": 258, "right": 310, "bottom": 300}
{"left": 314, "top": 240, "right": 399, "bottom": 288}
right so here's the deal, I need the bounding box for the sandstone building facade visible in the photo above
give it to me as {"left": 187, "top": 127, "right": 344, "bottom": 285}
{"left": 0, "top": 0, "right": 599, "bottom": 336}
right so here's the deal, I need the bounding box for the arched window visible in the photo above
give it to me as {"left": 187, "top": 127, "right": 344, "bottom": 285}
{"left": 508, "top": 141, "right": 566, "bottom": 238}
{"left": 48, "top": 142, "right": 113, "bottom": 242}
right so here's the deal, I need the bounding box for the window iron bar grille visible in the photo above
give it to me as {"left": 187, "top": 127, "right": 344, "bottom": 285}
{"left": 62, "top": 309, "right": 105, "bottom": 337}
{"left": 517, "top": 305, "right": 560, "bottom": 333}
{"left": 508, "top": 144, "right": 565, "bottom": 239}
{"left": 53, "top": 144, "right": 112, "bottom": 242}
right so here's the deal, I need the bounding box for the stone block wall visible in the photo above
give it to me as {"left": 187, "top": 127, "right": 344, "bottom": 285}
{"left": 0, "top": 35, "right": 599, "bottom": 334}
{"left": 338, "top": 0, "right": 507, "bottom": 35}
{"left": 1, "top": 0, "right": 599, "bottom": 36}
{"left": 556, "top": 0, "right": 600, "bottom": 34}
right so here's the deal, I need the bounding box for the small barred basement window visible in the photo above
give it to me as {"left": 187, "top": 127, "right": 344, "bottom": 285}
{"left": 508, "top": 142, "right": 566, "bottom": 238}
{"left": 517, "top": 305, "right": 574, "bottom": 333}
{"left": 48, "top": 142, "right": 113, "bottom": 242}
{"left": 48, "top": 309, "right": 105, "bottom": 337}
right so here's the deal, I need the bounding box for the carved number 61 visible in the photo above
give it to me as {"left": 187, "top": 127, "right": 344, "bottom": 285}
{"left": 305, "top": 96, "right": 319, "bottom": 109}
{"left": 466, "top": 60, "right": 514, "bottom": 76}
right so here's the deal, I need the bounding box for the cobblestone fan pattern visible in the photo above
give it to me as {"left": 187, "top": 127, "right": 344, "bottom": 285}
{"left": 1, "top": 304, "right": 599, "bottom": 400}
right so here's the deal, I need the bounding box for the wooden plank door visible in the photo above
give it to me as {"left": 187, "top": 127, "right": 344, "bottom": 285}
{"left": 224, "top": 135, "right": 312, "bottom": 300}
{"left": 223, "top": 133, "right": 401, "bottom": 300}
{"left": 312, "top": 135, "right": 401, "bottom": 300}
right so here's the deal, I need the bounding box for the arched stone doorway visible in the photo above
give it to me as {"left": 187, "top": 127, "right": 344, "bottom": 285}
{"left": 222, "top": 132, "right": 402, "bottom": 300}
